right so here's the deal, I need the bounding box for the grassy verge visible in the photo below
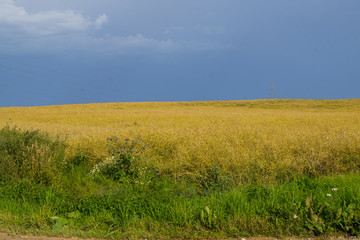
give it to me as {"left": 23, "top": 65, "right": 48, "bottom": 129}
{"left": 1, "top": 174, "right": 360, "bottom": 239}
{"left": 0, "top": 126, "right": 359, "bottom": 239}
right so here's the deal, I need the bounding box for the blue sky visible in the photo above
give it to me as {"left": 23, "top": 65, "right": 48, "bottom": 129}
{"left": 0, "top": 0, "right": 359, "bottom": 107}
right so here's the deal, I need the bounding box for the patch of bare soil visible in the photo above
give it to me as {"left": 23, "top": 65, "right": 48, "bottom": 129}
{"left": 0, "top": 232, "right": 94, "bottom": 240}
{"left": 0, "top": 232, "right": 359, "bottom": 240}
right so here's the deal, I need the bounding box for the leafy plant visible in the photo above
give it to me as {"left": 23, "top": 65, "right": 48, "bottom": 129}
{"left": 200, "top": 206, "right": 217, "bottom": 229}
{"left": 90, "top": 136, "right": 148, "bottom": 182}
{"left": 50, "top": 216, "right": 68, "bottom": 231}
{"left": 333, "top": 203, "right": 360, "bottom": 235}
{"left": 296, "top": 191, "right": 360, "bottom": 236}
{"left": 196, "top": 165, "right": 232, "bottom": 192}
{"left": 303, "top": 195, "right": 327, "bottom": 235}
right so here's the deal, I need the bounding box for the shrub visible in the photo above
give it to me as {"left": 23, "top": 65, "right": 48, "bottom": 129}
{"left": 0, "top": 125, "right": 65, "bottom": 184}
{"left": 90, "top": 136, "right": 148, "bottom": 183}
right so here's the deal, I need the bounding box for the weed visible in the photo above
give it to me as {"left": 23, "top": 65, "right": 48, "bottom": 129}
{"left": 90, "top": 136, "right": 149, "bottom": 183}
{"left": 200, "top": 206, "right": 217, "bottom": 229}
{"left": 0, "top": 125, "right": 65, "bottom": 185}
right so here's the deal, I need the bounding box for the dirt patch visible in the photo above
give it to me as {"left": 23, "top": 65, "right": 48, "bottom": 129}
{"left": 0, "top": 232, "right": 359, "bottom": 240}
{"left": 0, "top": 232, "right": 95, "bottom": 240}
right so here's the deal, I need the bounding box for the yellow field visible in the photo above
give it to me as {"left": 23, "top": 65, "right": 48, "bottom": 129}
{"left": 1, "top": 99, "right": 360, "bottom": 183}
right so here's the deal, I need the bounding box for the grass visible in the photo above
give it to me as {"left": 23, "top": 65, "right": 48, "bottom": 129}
{"left": 1, "top": 174, "right": 360, "bottom": 238}
{"left": 0, "top": 99, "right": 360, "bottom": 238}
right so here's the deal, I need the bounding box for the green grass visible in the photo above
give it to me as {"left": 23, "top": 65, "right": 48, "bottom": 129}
{"left": 1, "top": 174, "right": 360, "bottom": 238}
{"left": 0, "top": 126, "right": 360, "bottom": 239}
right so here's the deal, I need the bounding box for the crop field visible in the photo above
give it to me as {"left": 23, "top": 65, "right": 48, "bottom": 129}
{"left": 1, "top": 99, "right": 360, "bottom": 238}
{"left": 1, "top": 99, "right": 360, "bottom": 183}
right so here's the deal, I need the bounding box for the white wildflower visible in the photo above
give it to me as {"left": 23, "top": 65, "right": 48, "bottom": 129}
{"left": 327, "top": 193, "right": 331, "bottom": 197}
{"left": 293, "top": 214, "right": 298, "bottom": 219}
{"left": 332, "top": 188, "right": 338, "bottom": 191}
{"left": 89, "top": 156, "right": 117, "bottom": 176}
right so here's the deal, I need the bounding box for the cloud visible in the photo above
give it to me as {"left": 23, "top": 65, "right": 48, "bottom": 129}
{"left": 94, "top": 14, "right": 108, "bottom": 30}
{"left": 0, "top": 0, "right": 107, "bottom": 36}
{"left": 0, "top": 0, "right": 232, "bottom": 55}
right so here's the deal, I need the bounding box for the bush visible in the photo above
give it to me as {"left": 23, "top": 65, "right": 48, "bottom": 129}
{"left": 0, "top": 125, "right": 65, "bottom": 184}
{"left": 196, "top": 165, "right": 232, "bottom": 192}
{"left": 90, "top": 136, "right": 149, "bottom": 183}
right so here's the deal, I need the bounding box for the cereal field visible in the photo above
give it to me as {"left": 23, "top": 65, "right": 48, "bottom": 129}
{"left": 1, "top": 99, "right": 360, "bottom": 183}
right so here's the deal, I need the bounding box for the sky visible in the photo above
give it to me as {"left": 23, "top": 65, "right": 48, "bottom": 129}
{"left": 0, "top": 0, "right": 359, "bottom": 107}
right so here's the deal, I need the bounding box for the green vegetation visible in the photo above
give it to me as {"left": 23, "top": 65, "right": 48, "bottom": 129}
{"left": 0, "top": 125, "right": 65, "bottom": 185}
{"left": 0, "top": 125, "right": 360, "bottom": 239}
